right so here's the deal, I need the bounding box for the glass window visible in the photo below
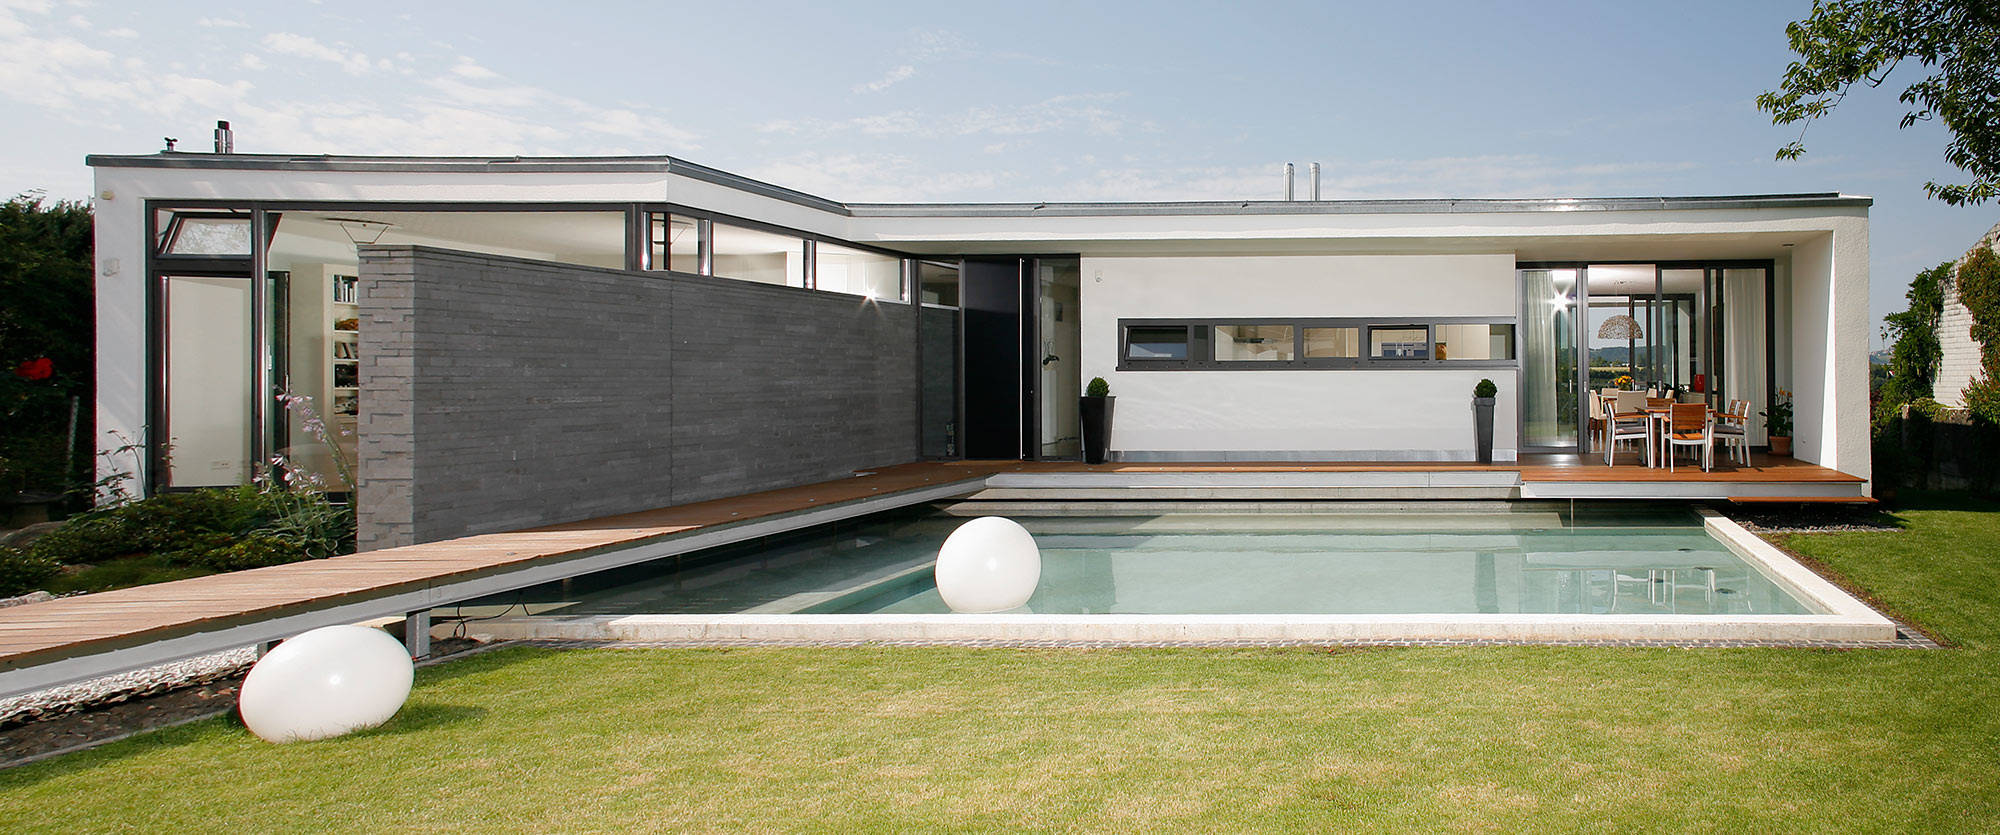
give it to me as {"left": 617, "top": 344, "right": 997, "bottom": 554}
{"left": 816, "top": 242, "right": 903, "bottom": 300}
{"left": 1434, "top": 323, "right": 1517, "bottom": 361}
{"left": 1126, "top": 326, "right": 1189, "bottom": 360}
{"left": 649, "top": 213, "right": 699, "bottom": 273}
{"left": 165, "top": 275, "right": 253, "bottom": 486}
{"left": 709, "top": 222, "right": 805, "bottom": 287}
{"left": 1303, "top": 327, "right": 1360, "bottom": 359}
{"left": 165, "top": 215, "right": 252, "bottom": 255}
{"left": 1370, "top": 327, "right": 1429, "bottom": 360}
{"left": 918, "top": 261, "right": 959, "bottom": 307}
{"left": 1214, "top": 325, "right": 1294, "bottom": 361}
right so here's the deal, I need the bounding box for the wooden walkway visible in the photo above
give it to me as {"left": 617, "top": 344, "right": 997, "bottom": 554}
{"left": 0, "top": 454, "right": 1863, "bottom": 691}
{"left": 0, "top": 462, "right": 1009, "bottom": 679}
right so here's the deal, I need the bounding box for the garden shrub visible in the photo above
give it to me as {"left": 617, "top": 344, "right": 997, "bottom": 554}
{"left": 0, "top": 545, "right": 59, "bottom": 597}
{"left": 23, "top": 485, "right": 352, "bottom": 581}
{"left": 1877, "top": 262, "right": 1949, "bottom": 422}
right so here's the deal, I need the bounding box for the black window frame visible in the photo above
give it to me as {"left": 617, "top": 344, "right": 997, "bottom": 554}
{"left": 1121, "top": 323, "right": 1199, "bottom": 365}
{"left": 1116, "top": 316, "right": 1519, "bottom": 371}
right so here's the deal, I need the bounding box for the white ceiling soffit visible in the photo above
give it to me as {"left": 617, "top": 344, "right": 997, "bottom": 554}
{"left": 292, "top": 210, "right": 625, "bottom": 259}
{"left": 884, "top": 231, "right": 1815, "bottom": 261}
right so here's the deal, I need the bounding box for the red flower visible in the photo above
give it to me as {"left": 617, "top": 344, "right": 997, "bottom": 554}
{"left": 13, "top": 358, "right": 53, "bottom": 381}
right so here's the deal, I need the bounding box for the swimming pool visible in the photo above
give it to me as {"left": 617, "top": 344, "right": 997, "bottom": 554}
{"left": 452, "top": 502, "right": 1895, "bottom": 643}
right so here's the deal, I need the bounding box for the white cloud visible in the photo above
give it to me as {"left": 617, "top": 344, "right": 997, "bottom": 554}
{"left": 0, "top": 13, "right": 699, "bottom": 161}
{"left": 102, "top": 26, "right": 134, "bottom": 38}
{"left": 261, "top": 32, "right": 372, "bottom": 75}
{"left": 853, "top": 64, "right": 914, "bottom": 93}
{"left": 449, "top": 57, "right": 496, "bottom": 79}
{"left": 197, "top": 17, "right": 249, "bottom": 28}
{"left": 756, "top": 94, "right": 1145, "bottom": 141}
{"left": 748, "top": 151, "right": 1005, "bottom": 202}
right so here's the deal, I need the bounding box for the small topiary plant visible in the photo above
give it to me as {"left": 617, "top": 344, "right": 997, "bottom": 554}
{"left": 1473, "top": 379, "right": 1498, "bottom": 398}
{"left": 1085, "top": 377, "right": 1111, "bottom": 398}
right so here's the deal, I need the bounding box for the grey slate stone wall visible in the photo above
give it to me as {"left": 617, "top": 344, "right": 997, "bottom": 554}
{"left": 356, "top": 246, "right": 918, "bottom": 549}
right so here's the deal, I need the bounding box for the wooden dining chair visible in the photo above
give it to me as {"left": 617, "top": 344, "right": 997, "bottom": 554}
{"left": 1665, "top": 403, "right": 1713, "bottom": 472}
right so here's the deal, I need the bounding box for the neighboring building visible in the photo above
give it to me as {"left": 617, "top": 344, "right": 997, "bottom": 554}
{"left": 1933, "top": 218, "right": 2000, "bottom": 408}
{"left": 85, "top": 147, "right": 1874, "bottom": 548}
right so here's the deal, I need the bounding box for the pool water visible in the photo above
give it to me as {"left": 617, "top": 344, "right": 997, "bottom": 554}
{"left": 472, "top": 504, "right": 1814, "bottom": 617}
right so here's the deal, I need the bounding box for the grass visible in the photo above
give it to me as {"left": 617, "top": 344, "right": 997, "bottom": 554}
{"left": 3, "top": 497, "right": 1999, "bottom": 831}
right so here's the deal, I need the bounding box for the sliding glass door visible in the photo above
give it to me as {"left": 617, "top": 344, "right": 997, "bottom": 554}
{"left": 1520, "top": 268, "right": 1579, "bottom": 450}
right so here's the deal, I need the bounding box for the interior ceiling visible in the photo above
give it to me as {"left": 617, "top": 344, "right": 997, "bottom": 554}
{"left": 881, "top": 231, "right": 1818, "bottom": 262}
{"left": 290, "top": 210, "right": 624, "bottom": 256}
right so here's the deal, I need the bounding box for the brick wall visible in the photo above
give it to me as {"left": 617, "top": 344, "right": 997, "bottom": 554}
{"left": 1934, "top": 219, "right": 2000, "bottom": 408}
{"left": 356, "top": 246, "right": 918, "bottom": 549}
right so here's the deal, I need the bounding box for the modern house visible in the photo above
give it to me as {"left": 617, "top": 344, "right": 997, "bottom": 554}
{"left": 86, "top": 142, "right": 1874, "bottom": 549}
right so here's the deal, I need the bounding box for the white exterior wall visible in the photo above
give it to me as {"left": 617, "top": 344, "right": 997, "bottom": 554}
{"left": 1934, "top": 220, "right": 1999, "bottom": 408}
{"left": 1080, "top": 254, "right": 1520, "bottom": 459}
{"left": 1787, "top": 216, "right": 1872, "bottom": 487}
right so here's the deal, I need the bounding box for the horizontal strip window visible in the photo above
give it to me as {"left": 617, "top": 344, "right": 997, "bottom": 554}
{"left": 644, "top": 209, "right": 910, "bottom": 302}
{"left": 1118, "top": 317, "right": 1518, "bottom": 371}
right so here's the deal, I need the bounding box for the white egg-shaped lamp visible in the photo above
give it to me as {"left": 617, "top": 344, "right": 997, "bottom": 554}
{"left": 237, "top": 624, "right": 415, "bottom": 743}
{"left": 935, "top": 516, "right": 1042, "bottom": 613}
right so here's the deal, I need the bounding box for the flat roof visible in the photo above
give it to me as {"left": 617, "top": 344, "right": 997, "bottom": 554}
{"left": 85, "top": 151, "right": 1874, "bottom": 217}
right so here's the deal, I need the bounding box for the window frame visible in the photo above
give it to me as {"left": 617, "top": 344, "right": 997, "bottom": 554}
{"left": 1116, "top": 316, "right": 1519, "bottom": 371}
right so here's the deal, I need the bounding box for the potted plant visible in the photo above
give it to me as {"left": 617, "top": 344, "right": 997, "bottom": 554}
{"left": 1081, "top": 377, "right": 1115, "bottom": 465}
{"left": 1762, "top": 389, "right": 1794, "bottom": 456}
{"left": 1472, "top": 378, "right": 1498, "bottom": 464}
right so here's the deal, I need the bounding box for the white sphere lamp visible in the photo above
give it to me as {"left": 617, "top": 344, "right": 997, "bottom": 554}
{"left": 935, "top": 516, "right": 1042, "bottom": 613}
{"left": 237, "top": 624, "right": 415, "bottom": 743}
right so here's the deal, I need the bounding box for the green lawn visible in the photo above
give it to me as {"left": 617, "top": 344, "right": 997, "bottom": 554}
{"left": 3, "top": 497, "right": 1998, "bottom": 831}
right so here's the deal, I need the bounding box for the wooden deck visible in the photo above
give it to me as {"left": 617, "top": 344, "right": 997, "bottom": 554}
{"left": 982, "top": 453, "right": 1861, "bottom": 483}
{"left": 0, "top": 454, "right": 1864, "bottom": 693}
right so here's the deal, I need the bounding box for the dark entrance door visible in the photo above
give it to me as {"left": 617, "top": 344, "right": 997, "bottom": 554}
{"left": 960, "top": 257, "right": 1030, "bottom": 459}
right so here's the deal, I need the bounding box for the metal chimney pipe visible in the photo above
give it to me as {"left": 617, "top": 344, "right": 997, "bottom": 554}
{"left": 1283, "top": 163, "right": 1295, "bottom": 201}
{"left": 1310, "top": 162, "right": 1321, "bottom": 200}
{"left": 214, "top": 120, "right": 233, "bottom": 154}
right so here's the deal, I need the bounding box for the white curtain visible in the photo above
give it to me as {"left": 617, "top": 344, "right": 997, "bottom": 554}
{"left": 1521, "top": 270, "right": 1559, "bottom": 444}
{"left": 1723, "top": 269, "right": 1769, "bottom": 443}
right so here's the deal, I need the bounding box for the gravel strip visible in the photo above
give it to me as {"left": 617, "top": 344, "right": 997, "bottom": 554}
{"left": 0, "top": 647, "right": 258, "bottom": 728}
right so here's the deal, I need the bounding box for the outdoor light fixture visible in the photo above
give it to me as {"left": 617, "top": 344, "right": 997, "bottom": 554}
{"left": 328, "top": 217, "right": 394, "bottom": 248}
{"left": 934, "top": 516, "right": 1042, "bottom": 613}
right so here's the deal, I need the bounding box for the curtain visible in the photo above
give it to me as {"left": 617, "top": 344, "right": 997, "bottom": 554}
{"left": 1521, "top": 269, "right": 1558, "bottom": 445}
{"left": 1723, "top": 269, "right": 1769, "bottom": 443}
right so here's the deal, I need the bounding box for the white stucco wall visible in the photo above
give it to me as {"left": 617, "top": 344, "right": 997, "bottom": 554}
{"left": 1786, "top": 216, "right": 1871, "bottom": 487}
{"left": 1079, "top": 254, "right": 1520, "bottom": 459}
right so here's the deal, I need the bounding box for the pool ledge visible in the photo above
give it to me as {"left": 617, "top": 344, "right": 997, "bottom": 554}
{"left": 464, "top": 612, "right": 1894, "bottom": 644}
{"left": 1696, "top": 507, "right": 1893, "bottom": 628}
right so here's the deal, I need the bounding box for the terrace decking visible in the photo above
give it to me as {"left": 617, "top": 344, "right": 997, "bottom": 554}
{"left": 0, "top": 454, "right": 1865, "bottom": 697}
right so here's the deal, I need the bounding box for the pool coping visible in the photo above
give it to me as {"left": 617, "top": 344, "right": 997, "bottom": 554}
{"left": 462, "top": 508, "right": 1902, "bottom": 646}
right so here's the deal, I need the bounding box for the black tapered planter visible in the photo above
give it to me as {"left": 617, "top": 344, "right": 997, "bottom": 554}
{"left": 1081, "top": 395, "right": 1115, "bottom": 465}
{"left": 1472, "top": 396, "right": 1496, "bottom": 464}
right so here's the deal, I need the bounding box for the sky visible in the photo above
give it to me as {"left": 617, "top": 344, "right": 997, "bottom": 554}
{"left": 2, "top": 0, "right": 1994, "bottom": 349}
